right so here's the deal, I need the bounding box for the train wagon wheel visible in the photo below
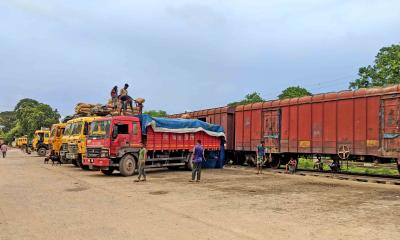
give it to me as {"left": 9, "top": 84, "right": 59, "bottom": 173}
{"left": 269, "top": 154, "right": 281, "bottom": 169}
{"left": 338, "top": 145, "right": 350, "bottom": 160}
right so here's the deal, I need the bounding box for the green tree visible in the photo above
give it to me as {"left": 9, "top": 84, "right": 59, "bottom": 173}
{"left": 144, "top": 110, "right": 168, "bottom": 117}
{"left": 278, "top": 86, "right": 312, "bottom": 99}
{"left": 349, "top": 44, "right": 400, "bottom": 89}
{"left": 228, "top": 92, "right": 265, "bottom": 107}
{"left": 0, "top": 111, "right": 16, "bottom": 133}
{"left": 0, "top": 99, "right": 60, "bottom": 142}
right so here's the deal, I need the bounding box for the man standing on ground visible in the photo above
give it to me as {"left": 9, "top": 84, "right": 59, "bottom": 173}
{"left": 256, "top": 140, "right": 265, "bottom": 174}
{"left": 119, "top": 83, "right": 130, "bottom": 115}
{"left": 1, "top": 144, "right": 7, "bottom": 158}
{"left": 191, "top": 140, "right": 204, "bottom": 182}
{"left": 136, "top": 142, "right": 148, "bottom": 182}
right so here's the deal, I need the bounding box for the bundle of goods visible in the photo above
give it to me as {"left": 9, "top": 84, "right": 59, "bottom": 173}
{"left": 106, "top": 97, "right": 145, "bottom": 116}
{"left": 74, "top": 103, "right": 110, "bottom": 116}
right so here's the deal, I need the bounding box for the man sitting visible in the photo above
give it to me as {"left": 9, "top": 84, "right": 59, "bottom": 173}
{"left": 286, "top": 157, "right": 297, "bottom": 174}
{"left": 329, "top": 159, "right": 341, "bottom": 173}
{"left": 313, "top": 155, "right": 323, "bottom": 171}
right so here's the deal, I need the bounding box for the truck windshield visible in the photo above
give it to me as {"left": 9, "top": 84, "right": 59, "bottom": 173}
{"left": 50, "top": 128, "right": 56, "bottom": 138}
{"left": 64, "top": 123, "right": 73, "bottom": 136}
{"left": 89, "top": 120, "right": 111, "bottom": 139}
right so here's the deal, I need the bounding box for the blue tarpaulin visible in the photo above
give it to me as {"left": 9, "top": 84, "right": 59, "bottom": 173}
{"left": 138, "top": 114, "right": 225, "bottom": 137}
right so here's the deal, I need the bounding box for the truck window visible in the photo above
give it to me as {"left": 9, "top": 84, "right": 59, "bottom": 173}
{"left": 132, "top": 122, "right": 139, "bottom": 135}
{"left": 56, "top": 129, "right": 61, "bottom": 137}
{"left": 117, "top": 124, "right": 129, "bottom": 134}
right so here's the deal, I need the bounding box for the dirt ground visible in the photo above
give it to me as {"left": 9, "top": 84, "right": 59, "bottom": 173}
{"left": 0, "top": 149, "right": 399, "bottom": 240}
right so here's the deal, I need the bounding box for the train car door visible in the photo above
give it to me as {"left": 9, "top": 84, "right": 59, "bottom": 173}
{"left": 262, "top": 109, "right": 281, "bottom": 153}
{"left": 381, "top": 96, "right": 400, "bottom": 153}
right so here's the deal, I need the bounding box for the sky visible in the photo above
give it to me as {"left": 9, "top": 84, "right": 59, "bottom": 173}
{"left": 0, "top": 0, "right": 399, "bottom": 117}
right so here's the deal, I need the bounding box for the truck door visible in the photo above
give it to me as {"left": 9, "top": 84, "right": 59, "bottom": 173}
{"left": 131, "top": 120, "right": 141, "bottom": 147}
{"left": 111, "top": 121, "right": 131, "bottom": 153}
{"left": 381, "top": 97, "right": 400, "bottom": 152}
{"left": 263, "top": 109, "right": 281, "bottom": 153}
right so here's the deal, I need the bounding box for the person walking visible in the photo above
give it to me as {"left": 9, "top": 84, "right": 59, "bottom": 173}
{"left": 256, "top": 140, "right": 265, "bottom": 174}
{"left": 1, "top": 144, "right": 7, "bottom": 158}
{"left": 110, "top": 86, "right": 118, "bottom": 111}
{"left": 135, "top": 143, "right": 148, "bottom": 182}
{"left": 119, "top": 83, "right": 130, "bottom": 115}
{"left": 191, "top": 140, "right": 204, "bottom": 182}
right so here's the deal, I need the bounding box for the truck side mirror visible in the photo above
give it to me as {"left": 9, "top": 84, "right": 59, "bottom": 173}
{"left": 112, "top": 125, "right": 118, "bottom": 139}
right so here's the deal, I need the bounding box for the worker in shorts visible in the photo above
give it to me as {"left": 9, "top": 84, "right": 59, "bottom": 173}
{"left": 256, "top": 140, "right": 265, "bottom": 174}
{"left": 110, "top": 86, "right": 118, "bottom": 110}
{"left": 135, "top": 141, "right": 148, "bottom": 182}
{"left": 1, "top": 143, "right": 7, "bottom": 158}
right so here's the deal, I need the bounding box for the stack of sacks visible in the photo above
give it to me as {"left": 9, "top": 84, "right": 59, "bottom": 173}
{"left": 75, "top": 103, "right": 96, "bottom": 115}
{"left": 106, "top": 97, "right": 145, "bottom": 116}
{"left": 75, "top": 103, "right": 110, "bottom": 116}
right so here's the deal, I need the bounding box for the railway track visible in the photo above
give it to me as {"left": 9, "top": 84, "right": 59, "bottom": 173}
{"left": 225, "top": 165, "right": 400, "bottom": 185}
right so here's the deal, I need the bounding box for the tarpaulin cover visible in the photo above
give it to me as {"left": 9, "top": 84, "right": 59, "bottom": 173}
{"left": 138, "top": 114, "right": 225, "bottom": 137}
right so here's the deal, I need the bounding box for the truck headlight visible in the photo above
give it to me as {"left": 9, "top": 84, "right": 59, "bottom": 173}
{"left": 100, "top": 149, "right": 109, "bottom": 158}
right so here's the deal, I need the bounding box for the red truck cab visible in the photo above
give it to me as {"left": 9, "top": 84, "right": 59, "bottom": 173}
{"left": 83, "top": 115, "right": 223, "bottom": 176}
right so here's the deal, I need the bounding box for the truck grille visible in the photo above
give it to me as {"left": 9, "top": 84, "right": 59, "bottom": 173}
{"left": 87, "top": 148, "right": 101, "bottom": 158}
{"left": 68, "top": 144, "right": 79, "bottom": 154}
{"left": 61, "top": 143, "right": 68, "bottom": 152}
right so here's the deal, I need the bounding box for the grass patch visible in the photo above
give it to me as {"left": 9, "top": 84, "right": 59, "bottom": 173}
{"left": 297, "top": 158, "right": 399, "bottom": 176}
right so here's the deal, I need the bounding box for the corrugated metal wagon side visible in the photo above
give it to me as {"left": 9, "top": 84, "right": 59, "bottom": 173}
{"left": 234, "top": 85, "right": 400, "bottom": 166}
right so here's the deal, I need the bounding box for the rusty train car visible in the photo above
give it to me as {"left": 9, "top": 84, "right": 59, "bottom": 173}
{"left": 168, "top": 106, "right": 236, "bottom": 161}
{"left": 170, "top": 85, "right": 400, "bottom": 166}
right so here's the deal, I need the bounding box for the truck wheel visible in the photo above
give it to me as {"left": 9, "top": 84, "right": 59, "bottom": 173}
{"left": 119, "top": 155, "right": 136, "bottom": 176}
{"left": 101, "top": 168, "right": 114, "bottom": 176}
{"left": 37, "top": 147, "right": 47, "bottom": 157}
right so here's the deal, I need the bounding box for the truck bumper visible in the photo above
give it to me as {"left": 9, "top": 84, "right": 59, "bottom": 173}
{"left": 66, "top": 153, "right": 78, "bottom": 160}
{"left": 83, "top": 158, "right": 111, "bottom": 170}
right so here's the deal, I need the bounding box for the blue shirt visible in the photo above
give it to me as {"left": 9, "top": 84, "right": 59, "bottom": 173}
{"left": 193, "top": 144, "right": 204, "bottom": 163}
{"left": 257, "top": 145, "right": 265, "bottom": 157}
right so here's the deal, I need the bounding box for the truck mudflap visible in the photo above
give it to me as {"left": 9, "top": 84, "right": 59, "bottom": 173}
{"left": 82, "top": 158, "right": 110, "bottom": 169}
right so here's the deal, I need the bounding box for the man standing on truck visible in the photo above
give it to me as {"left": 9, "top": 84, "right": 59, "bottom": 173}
{"left": 111, "top": 86, "right": 118, "bottom": 111}
{"left": 1, "top": 143, "right": 7, "bottom": 158}
{"left": 135, "top": 143, "right": 148, "bottom": 182}
{"left": 256, "top": 140, "right": 265, "bottom": 174}
{"left": 191, "top": 140, "right": 204, "bottom": 182}
{"left": 119, "top": 83, "right": 130, "bottom": 115}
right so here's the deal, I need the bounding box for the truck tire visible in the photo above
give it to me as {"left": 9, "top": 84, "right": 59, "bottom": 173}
{"left": 72, "top": 159, "right": 78, "bottom": 166}
{"left": 77, "top": 156, "right": 89, "bottom": 170}
{"left": 37, "top": 147, "right": 47, "bottom": 157}
{"left": 119, "top": 155, "right": 136, "bottom": 177}
{"left": 101, "top": 168, "right": 114, "bottom": 176}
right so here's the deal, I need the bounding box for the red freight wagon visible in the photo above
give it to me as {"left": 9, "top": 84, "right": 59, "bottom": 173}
{"left": 235, "top": 85, "right": 400, "bottom": 167}
{"left": 83, "top": 115, "right": 224, "bottom": 176}
{"left": 169, "top": 106, "right": 236, "bottom": 160}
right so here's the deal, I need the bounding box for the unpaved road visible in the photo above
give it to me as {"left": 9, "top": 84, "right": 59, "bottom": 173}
{"left": 0, "top": 149, "right": 399, "bottom": 240}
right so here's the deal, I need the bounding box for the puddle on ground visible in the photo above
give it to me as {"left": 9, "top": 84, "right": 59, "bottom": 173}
{"left": 65, "top": 186, "right": 89, "bottom": 192}
{"left": 149, "top": 190, "right": 169, "bottom": 195}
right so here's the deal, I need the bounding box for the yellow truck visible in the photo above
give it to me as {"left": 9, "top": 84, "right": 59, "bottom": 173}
{"left": 16, "top": 136, "right": 28, "bottom": 149}
{"left": 60, "top": 116, "right": 101, "bottom": 169}
{"left": 32, "top": 129, "right": 50, "bottom": 156}
{"left": 48, "top": 123, "right": 66, "bottom": 160}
